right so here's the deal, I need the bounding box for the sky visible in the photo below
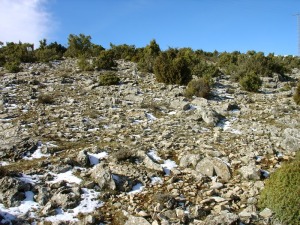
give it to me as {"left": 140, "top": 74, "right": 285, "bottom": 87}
{"left": 0, "top": 0, "right": 299, "bottom": 56}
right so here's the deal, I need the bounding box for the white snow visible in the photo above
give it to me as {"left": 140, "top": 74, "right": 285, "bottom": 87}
{"left": 162, "top": 159, "right": 178, "bottom": 176}
{"left": 0, "top": 161, "right": 9, "bottom": 166}
{"left": 147, "top": 150, "right": 178, "bottom": 176}
{"left": 147, "top": 149, "right": 162, "bottom": 162}
{"left": 168, "top": 111, "right": 177, "bottom": 115}
{"left": 0, "top": 191, "right": 39, "bottom": 224}
{"left": 23, "top": 144, "right": 50, "bottom": 160}
{"left": 150, "top": 176, "right": 163, "bottom": 185}
{"left": 48, "top": 170, "right": 82, "bottom": 184}
{"left": 128, "top": 183, "right": 144, "bottom": 194}
{"left": 145, "top": 113, "right": 157, "bottom": 121}
{"left": 18, "top": 174, "right": 41, "bottom": 185}
{"left": 218, "top": 118, "right": 241, "bottom": 134}
{"left": 45, "top": 188, "right": 102, "bottom": 222}
{"left": 88, "top": 152, "right": 108, "bottom": 165}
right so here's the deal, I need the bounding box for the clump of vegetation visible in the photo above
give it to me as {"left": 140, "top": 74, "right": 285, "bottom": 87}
{"left": 0, "top": 167, "right": 9, "bottom": 178}
{"left": 99, "top": 71, "right": 120, "bottom": 86}
{"left": 35, "top": 39, "right": 66, "bottom": 62}
{"left": 258, "top": 152, "right": 300, "bottom": 225}
{"left": 239, "top": 72, "right": 262, "bottom": 92}
{"left": 185, "top": 78, "right": 211, "bottom": 98}
{"left": 77, "top": 55, "right": 94, "bottom": 71}
{"left": 154, "top": 48, "right": 192, "bottom": 85}
{"left": 38, "top": 94, "right": 55, "bottom": 104}
{"left": 93, "top": 50, "right": 117, "bottom": 70}
{"left": 138, "top": 39, "right": 160, "bottom": 73}
{"left": 4, "top": 61, "right": 21, "bottom": 73}
{"left": 64, "top": 33, "right": 104, "bottom": 58}
{"left": 293, "top": 82, "right": 300, "bottom": 105}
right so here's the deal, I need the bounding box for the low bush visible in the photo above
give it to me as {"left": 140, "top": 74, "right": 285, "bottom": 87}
{"left": 258, "top": 152, "right": 300, "bottom": 225}
{"left": 93, "top": 50, "right": 117, "bottom": 70}
{"left": 4, "top": 61, "right": 21, "bottom": 73}
{"left": 154, "top": 49, "right": 192, "bottom": 85}
{"left": 293, "top": 82, "right": 300, "bottom": 105}
{"left": 38, "top": 94, "right": 55, "bottom": 104}
{"left": 239, "top": 72, "right": 262, "bottom": 92}
{"left": 77, "top": 55, "right": 94, "bottom": 71}
{"left": 99, "top": 72, "right": 120, "bottom": 86}
{"left": 185, "top": 78, "right": 211, "bottom": 98}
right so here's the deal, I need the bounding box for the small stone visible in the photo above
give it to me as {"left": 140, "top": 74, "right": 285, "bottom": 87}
{"left": 259, "top": 208, "right": 273, "bottom": 218}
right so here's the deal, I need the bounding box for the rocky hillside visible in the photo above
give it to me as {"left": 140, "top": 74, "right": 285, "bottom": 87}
{"left": 0, "top": 59, "right": 299, "bottom": 225}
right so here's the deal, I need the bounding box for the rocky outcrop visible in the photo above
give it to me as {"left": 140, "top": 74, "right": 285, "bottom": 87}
{"left": 0, "top": 59, "right": 299, "bottom": 224}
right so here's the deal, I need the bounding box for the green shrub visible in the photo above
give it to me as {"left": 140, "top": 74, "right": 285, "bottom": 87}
{"left": 138, "top": 39, "right": 160, "bottom": 73}
{"left": 38, "top": 94, "right": 55, "bottom": 104}
{"left": 258, "top": 152, "right": 300, "bottom": 225}
{"left": 109, "top": 43, "right": 137, "bottom": 61}
{"left": 99, "top": 72, "right": 120, "bottom": 86}
{"left": 77, "top": 55, "right": 94, "bottom": 71}
{"left": 35, "top": 48, "right": 59, "bottom": 62}
{"left": 192, "top": 62, "right": 222, "bottom": 78}
{"left": 154, "top": 48, "right": 192, "bottom": 85}
{"left": 4, "top": 61, "right": 21, "bottom": 73}
{"left": 239, "top": 72, "right": 262, "bottom": 92}
{"left": 93, "top": 50, "right": 117, "bottom": 70}
{"left": 185, "top": 78, "right": 211, "bottom": 98}
{"left": 293, "top": 82, "right": 300, "bottom": 105}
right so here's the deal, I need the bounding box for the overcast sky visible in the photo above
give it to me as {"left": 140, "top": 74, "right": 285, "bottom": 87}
{"left": 0, "top": 0, "right": 299, "bottom": 55}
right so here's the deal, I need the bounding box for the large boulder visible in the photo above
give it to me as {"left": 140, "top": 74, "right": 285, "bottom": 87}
{"left": 196, "top": 157, "right": 231, "bottom": 182}
{"left": 50, "top": 186, "right": 81, "bottom": 209}
{"left": 280, "top": 128, "right": 300, "bottom": 152}
{"left": 239, "top": 164, "right": 261, "bottom": 180}
{"left": 76, "top": 150, "right": 90, "bottom": 167}
{"left": 0, "top": 176, "right": 31, "bottom": 207}
{"left": 190, "top": 107, "right": 221, "bottom": 127}
{"left": 90, "top": 163, "right": 116, "bottom": 190}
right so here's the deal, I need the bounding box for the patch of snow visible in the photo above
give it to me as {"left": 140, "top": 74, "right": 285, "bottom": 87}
{"left": 217, "top": 118, "right": 242, "bottom": 134}
{"left": 147, "top": 149, "right": 162, "bottom": 162}
{"left": 128, "top": 183, "right": 144, "bottom": 195}
{"left": 150, "top": 176, "right": 163, "bottom": 185}
{"left": 162, "top": 159, "right": 178, "bottom": 176}
{"left": 132, "top": 119, "right": 143, "bottom": 124}
{"left": 23, "top": 142, "right": 53, "bottom": 160}
{"left": 189, "top": 105, "right": 197, "bottom": 110}
{"left": 88, "top": 152, "right": 108, "bottom": 165}
{"left": 0, "top": 161, "right": 9, "bottom": 166}
{"left": 0, "top": 191, "right": 39, "bottom": 224}
{"left": 48, "top": 170, "right": 82, "bottom": 185}
{"left": 168, "top": 111, "right": 177, "bottom": 115}
{"left": 45, "top": 188, "right": 102, "bottom": 222}
{"left": 18, "top": 174, "right": 41, "bottom": 185}
{"left": 145, "top": 113, "right": 157, "bottom": 121}
{"left": 87, "top": 128, "right": 99, "bottom": 132}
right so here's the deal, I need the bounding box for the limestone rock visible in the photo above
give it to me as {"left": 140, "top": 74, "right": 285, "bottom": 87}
{"left": 239, "top": 165, "right": 261, "bottom": 180}
{"left": 281, "top": 128, "right": 300, "bottom": 151}
{"left": 125, "top": 215, "right": 151, "bottom": 225}
{"left": 179, "top": 153, "right": 201, "bottom": 168}
{"left": 90, "top": 163, "right": 116, "bottom": 190}
{"left": 195, "top": 157, "right": 231, "bottom": 182}
{"left": 0, "top": 176, "right": 31, "bottom": 207}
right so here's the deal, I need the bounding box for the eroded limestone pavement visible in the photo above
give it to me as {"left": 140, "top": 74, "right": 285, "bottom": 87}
{"left": 0, "top": 59, "right": 299, "bottom": 225}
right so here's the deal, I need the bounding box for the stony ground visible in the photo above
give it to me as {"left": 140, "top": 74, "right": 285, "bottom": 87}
{"left": 0, "top": 59, "right": 299, "bottom": 225}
